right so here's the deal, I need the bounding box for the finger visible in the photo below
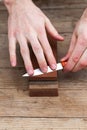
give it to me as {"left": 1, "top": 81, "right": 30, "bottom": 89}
{"left": 8, "top": 36, "right": 17, "bottom": 67}
{"left": 8, "top": 18, "right": 17, "bottom": 67}
{"left": 38, "top": 27, "right": 57, "bottom": 70}
{"left": 45, "top": 17, "right": 64, "bottom": 40}
{"left": 64, "top": 36, "right": 87, "bottom": 71}
{"left": 61, "top": 33, "right": 77, "bottom": 62}
{"left": 27, "top": 33, "right": 48, "bottom": 73}
{"left": 73, "top": 49, "right": 87, "bottom": 72}
{"left": 17, "top": 34, "right": 34, "bottom": 75}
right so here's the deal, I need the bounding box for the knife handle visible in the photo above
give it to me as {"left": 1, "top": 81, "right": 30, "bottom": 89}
{"left": 61, "top": 61, "right": 67, "bottom": 67}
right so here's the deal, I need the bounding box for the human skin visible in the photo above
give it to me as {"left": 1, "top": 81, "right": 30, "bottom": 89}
{"left": 61, "top": 8, "right": 87, "bottom": 72}
{"left": 3, "top": 0, "right": 64, "bottom": 75}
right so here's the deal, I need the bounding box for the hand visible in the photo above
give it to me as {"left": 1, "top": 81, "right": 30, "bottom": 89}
{"left": 4, "top": 0, "right": 64, "bottom": 75}
{"left": 61, "top": 8, "right": 87, "bottom": 72}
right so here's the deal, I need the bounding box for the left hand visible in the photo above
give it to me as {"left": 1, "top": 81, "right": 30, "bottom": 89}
{"left": 61, "top": 8, "right": 87, "bottom": 72}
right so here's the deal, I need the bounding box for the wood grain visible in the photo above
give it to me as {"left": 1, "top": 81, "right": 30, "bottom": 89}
{"left": 0, "top": 87, "right": 86, "bottom": 117}
{"left": 0, "top": 0, "right": 87, "bottom": 10}
{"left": 0, "top": 118, "right": 87, "bottom": 130}
{"left": 0, "top": 0, "right": 87, "bottom": 129}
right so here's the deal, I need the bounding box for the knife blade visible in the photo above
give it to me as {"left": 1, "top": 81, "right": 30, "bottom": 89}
{"left": 22, "top": 61, "right": 66, "bottom": 77}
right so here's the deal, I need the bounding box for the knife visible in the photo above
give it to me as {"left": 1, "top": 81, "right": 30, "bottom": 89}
{"left": 22, "top": 61, "right": 66, "bottom": 77}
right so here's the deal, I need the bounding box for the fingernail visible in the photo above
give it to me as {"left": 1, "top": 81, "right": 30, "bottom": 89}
{"left": 56, "top": 35, "right": 64, "bottom": 40}
{"left": 51, "top": 64, "right": 57, "bottom": 70}
{"left": 42, "top": 67, "right": 48, "bottom": 73}
{"left": 12, "top": 62, "right": 16, "bottom": 67}
{"left": 28, "top": 70, "right": 34, "bottom": 76}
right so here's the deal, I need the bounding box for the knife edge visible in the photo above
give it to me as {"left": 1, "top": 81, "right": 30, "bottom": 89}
{"left": 22, "top": 62, "right": 64, "bottom": 77}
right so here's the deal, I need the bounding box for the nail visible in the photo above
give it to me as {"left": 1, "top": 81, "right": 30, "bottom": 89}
{"left": 28, "top": 70, "right": 34, "bottom": 76}
{"left": 42, "top": 67, "right": 48, "bottom": 73}
{"left": 12, "top": 61, "right": 16, "bottom": 67}
{"left": 51, "top": 64, "right": 57, "bottom": 70}
{"left": 56, "top": 35, "right": 64, "bottom": 40}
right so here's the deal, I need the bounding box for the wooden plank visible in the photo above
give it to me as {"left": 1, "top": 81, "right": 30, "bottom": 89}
{"left": 0, "top": 34, "right": 24, "bottom": 67}
{"left": 0, "top": 68, "right": 28, "bottom": 89}
{"left": 0, "top": 0, "right": 87, "bottom": 10}
{"left": 0, "top": 87, "right": 87, "bottom": 117}
{"left": 0, "top": 1, "right": 87, "bottom": 129}
{"left": 33, "top": 0, "right": 87, "bottom": 7}
{"left": 0, "top": 118, "right": 86, "bottom": 130}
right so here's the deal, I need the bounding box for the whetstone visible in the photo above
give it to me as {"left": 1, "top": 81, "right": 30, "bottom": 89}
{"left": 29, "top": 81, "right": 58, "bottom": 97}
{"left": 29, "top": 36, "right": 58, "bottom": 97}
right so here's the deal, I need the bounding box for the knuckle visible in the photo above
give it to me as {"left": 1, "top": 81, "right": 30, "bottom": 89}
{"left": 33, "top": 45, "right": 42, "bottom": 53}
{"left": 36, "top": 23, "right": 45, "bottom": 35}
{"left": 72, "top": 56, "right": 79, "bottom": 63}
{"left": 10, "top": 54, "right": 15, "bottom": 59}
{"left": 37, "top": 27, "right": 44, "bottom": 35}
{"left": 29, "top": 32, "right": 37, "bottom": 40}
{"left": 11, "top": 29, "right": 20, "bottom": 37}
{"left": 20, "top": 47, "right": 27, "bottom": 54}
{"left": 8, "top": 30, "right": 15, "bottom": 37}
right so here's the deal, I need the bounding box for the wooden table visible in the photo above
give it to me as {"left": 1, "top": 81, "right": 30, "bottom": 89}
{"left": 0, "top": 0, "right": 87, "bottom": 129}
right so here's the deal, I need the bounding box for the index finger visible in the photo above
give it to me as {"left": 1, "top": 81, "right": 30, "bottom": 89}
{"left": 64, "top": 36, "right": 87, "bottom": 71}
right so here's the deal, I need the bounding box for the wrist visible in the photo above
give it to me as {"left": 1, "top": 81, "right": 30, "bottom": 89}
{"left": 4, "top": 0, "right": 33, "bottom": 14}
{"left": 4, "top": 0, "right": 15, "bottom": 5}
{"left": 4, "top": 0, "right": 15, "bottom": 13}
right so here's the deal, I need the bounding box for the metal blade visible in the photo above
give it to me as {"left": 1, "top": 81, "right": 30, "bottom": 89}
{"left": 22, "top": 62, "right": 63, "bottom": 77}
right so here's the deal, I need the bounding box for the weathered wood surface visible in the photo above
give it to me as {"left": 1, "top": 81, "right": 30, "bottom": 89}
{"left": 0, "top": 76, "right": 87, "bottom": 117}
{"left": 0, "top": 0, "right": 87, "bottom": 10}
{"left": 0, "top": 118, "right": 87, "bottom": 130}
{"left": 0, "top": 0, "right": 87, "bottom": 129}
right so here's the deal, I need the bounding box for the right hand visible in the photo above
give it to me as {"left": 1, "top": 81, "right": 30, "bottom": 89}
{"left": 61, "top": 8, "right": 87, "bottom": 72}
